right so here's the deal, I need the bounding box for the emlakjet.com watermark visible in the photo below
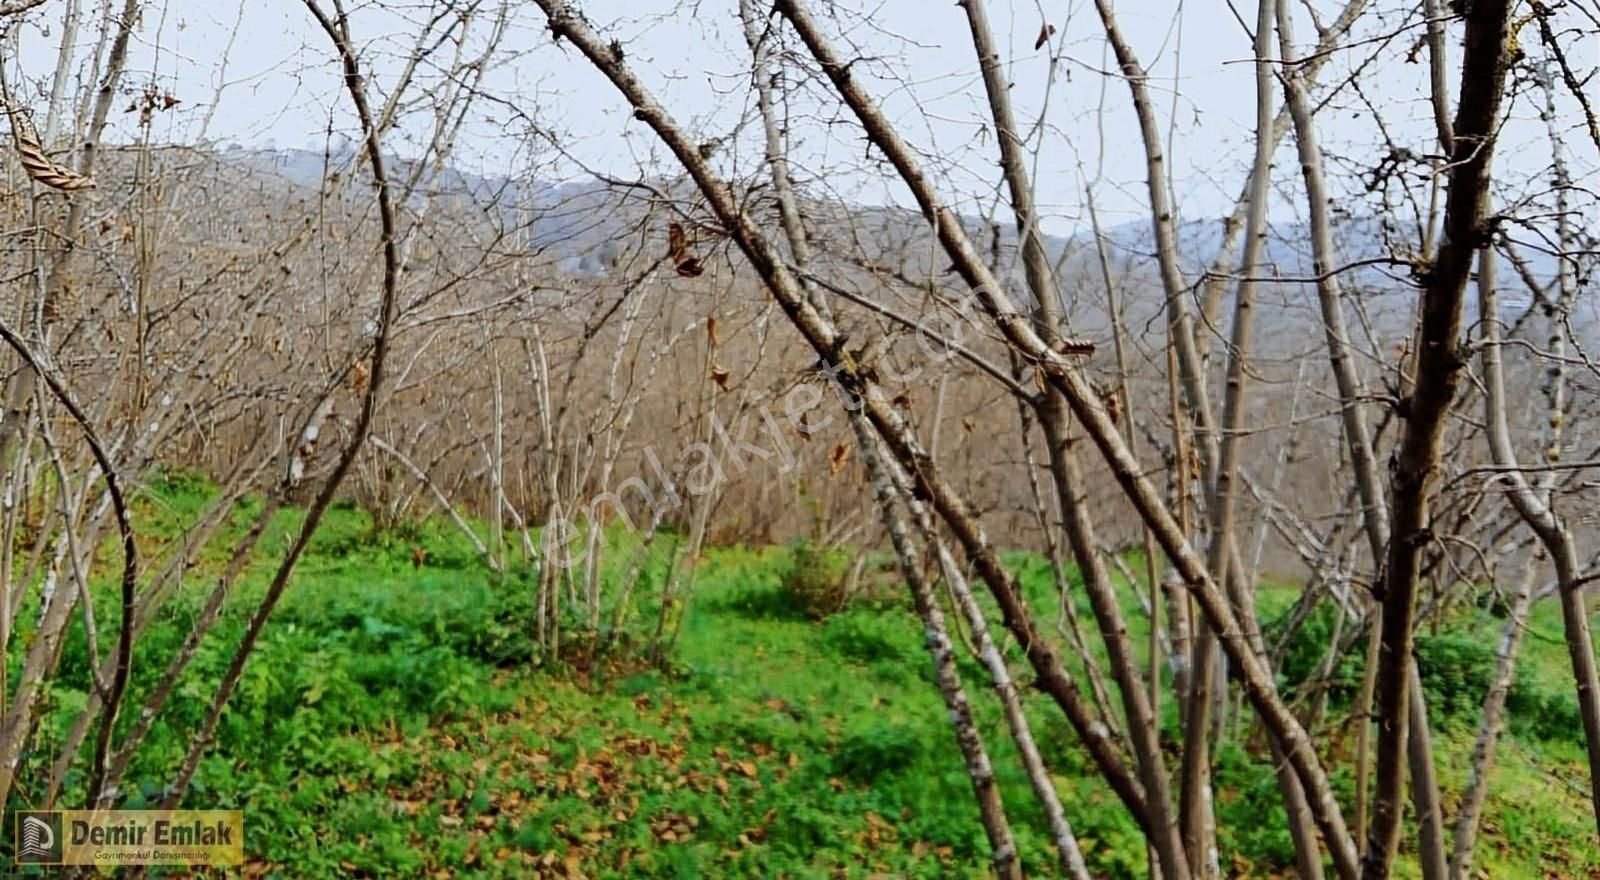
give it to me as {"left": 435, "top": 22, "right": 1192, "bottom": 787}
{"left": 13, "top": 809, "right": 242, "bottom": 867}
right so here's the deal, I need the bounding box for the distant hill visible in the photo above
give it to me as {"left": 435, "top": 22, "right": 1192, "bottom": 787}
{"left": 209, "top": 145, "right": 1592, "bottom": 350}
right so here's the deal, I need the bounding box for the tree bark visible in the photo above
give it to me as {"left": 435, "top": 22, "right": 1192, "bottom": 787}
{"left": 772, "top": 4, "right": 1362, "bottom": 875}
{"left": 956, "top": 1, "right": 1187, "bottom": 875}
{"left": 1363, "top": 3, "right": 1515, "bottom": 877}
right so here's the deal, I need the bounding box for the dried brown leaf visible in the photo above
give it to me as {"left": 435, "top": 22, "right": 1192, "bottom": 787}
{"left": 829, "top": 442, "right": 852, "bottom": 477}
{"left": 350, "top": 359, "right": 371, "bottom": 396}
{"left": 668, "top": 220, "right": 703, "bottom": 277}
{"left": 1034, "top": 22, "right": 1056, "bottom": 51}
{"left": 7, "top": 103, "right": 94, "bottom": 191}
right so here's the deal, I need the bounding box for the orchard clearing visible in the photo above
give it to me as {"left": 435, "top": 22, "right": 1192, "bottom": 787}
{"left": 19, "top": 475, "right": 1598, "bottom": 878}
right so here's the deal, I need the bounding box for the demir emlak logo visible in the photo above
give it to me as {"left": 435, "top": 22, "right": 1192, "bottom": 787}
{"left": 14, "top": 811, "right": 63, "bottom": 865}
{"left": 13, "top": 810, "right": 241, "bottom": 866}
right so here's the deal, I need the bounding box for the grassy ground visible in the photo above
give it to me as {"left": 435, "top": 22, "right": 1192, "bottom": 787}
{"left": 12, "top": 475, "right": 1599, "bottom": 877}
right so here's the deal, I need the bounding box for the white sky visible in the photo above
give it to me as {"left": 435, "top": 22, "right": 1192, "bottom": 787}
{"left": 6, "top": 1, "right": 1592, "bottom": 237}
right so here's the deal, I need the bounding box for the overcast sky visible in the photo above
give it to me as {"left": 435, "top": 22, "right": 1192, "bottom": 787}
{"left": 6, "top": 1, "right": 1588, "bottom": 238}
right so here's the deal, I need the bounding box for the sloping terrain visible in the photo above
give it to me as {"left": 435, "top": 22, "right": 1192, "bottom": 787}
{"left": 19, "top": 476, "right": 1598, "bottom": 877}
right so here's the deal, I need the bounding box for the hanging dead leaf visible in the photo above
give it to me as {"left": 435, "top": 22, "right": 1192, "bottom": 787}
{"left": 829, "top": 442, "right": 852, "bottom": 477}
{"left": 667, "top": 221, "right": 703, "bottom": 277}
{"left": 797, "top": 410, "right": 814, "bottom": 441}
{"left": 350, "top": 359, "right": 371, "bottom": 396}
{"left": 1034, "top": 21, "right": 1056, "bottom": 51}
{"left": 710, "top": 365, "right": 731, "bottom": 392}
{"left": 961, "top": 418, "right": 975, "bottom": 434}
{"left": 706, "top": 314, "right": 720, "bottom": 348}
{"left": 44, "top": 278, "right": 72, "bottom": 324}
{"left": 1105, "top": 390, "right": 1123, "bottom": 425}
{"left": 6, "top": 103, "right": 94, "bottom": 191}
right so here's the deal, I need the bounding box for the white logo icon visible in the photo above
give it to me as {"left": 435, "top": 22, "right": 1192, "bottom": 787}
{"left": 19, "top": 815, "right": 54, "bottom": 859}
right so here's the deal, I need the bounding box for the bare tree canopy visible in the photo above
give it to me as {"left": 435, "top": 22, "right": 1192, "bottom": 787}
{"left": 0, "top": 0, "right": 1594, "bottom": 876}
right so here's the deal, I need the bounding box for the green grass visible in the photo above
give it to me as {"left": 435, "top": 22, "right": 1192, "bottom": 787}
{"left": 8, "top": 475, "right": 1598, "bottom": 877}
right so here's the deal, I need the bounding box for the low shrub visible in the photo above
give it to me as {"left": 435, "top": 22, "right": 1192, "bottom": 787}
{"left": 821, "top": 610, "right": 918, "bottom": 668}
{"left": 1508, "top": 677, "right": 1584, "bottom": 744}
{"left": 829, "top": 719, "right": 931, "bottom": 783}
{"left": 1414, "top": 634, "right": 1497, "bottom": 722}
{"left": 1266, "top": 602, "right": 1361, "bottom": 704}
{"left": 778, "top": 539, "right": 854, "bottom": 620}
